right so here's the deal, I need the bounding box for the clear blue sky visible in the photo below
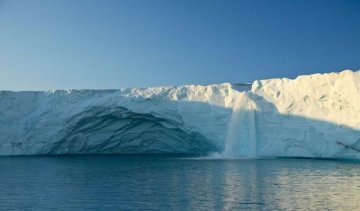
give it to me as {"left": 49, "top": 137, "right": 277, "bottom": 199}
{"left": 0, "top": 0, "right": 359, "bottom": 90}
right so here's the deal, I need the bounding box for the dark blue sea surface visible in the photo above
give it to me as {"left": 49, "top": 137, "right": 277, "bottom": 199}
{"left": 0, "top": 155, "right": 359, "bottom": 210}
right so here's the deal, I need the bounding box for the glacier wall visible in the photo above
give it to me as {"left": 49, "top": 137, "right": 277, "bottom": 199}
{"left": 0, "top": 70, "right": 359, "bottom": 158}
{"left": 250, "top": 70, "right": 360, "bottom": 158}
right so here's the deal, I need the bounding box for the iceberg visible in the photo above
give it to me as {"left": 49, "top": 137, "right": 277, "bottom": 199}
{"left": 0, "top": 70, "right": 359, "bottom": 158}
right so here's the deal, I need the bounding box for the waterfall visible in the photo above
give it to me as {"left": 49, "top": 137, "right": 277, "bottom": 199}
{"left": 221, "top": 92, "right": 245, "bottom": 158}
{"left": 248, "top": 105, "right": 257, "bottom": 158}
{"left": 215, "top": 91, "right": 257, "bottom": 159}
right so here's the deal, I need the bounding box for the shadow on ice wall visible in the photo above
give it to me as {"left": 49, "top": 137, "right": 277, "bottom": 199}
{"left": 3, "top": 91, "right": 360, "bottom": 158}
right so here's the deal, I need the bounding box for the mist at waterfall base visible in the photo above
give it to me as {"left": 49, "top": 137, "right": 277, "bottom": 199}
{"left": 0, "top": 155, "right": 359, "bottom": 210}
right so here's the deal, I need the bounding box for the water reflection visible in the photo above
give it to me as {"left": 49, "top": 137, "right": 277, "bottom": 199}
{"left": 0, "top": 156, "right": 359, "bottom": 210}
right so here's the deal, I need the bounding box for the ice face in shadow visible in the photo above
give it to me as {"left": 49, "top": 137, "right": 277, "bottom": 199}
{"left": 45, "top": 106, "right": 217, "bottom": 155}
{"left": 0, "top": 84, "right": 233, "bottom": 156}
{"left": 0, "top": 70, "right": 359, "bottom": 158}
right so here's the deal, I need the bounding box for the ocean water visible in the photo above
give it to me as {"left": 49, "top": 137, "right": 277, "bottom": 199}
{"left": 0, "top": 155, "right": 359, "bottom": 210}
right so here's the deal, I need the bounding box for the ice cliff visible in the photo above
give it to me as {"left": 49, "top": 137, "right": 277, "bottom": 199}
{"left": 0, "top": 70, "right": 359, "bottom": 158}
